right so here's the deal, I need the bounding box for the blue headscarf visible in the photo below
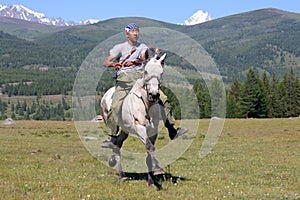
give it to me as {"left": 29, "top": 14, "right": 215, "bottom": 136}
{"left": 125, "top": 23, "right": 139, "bottom": 32}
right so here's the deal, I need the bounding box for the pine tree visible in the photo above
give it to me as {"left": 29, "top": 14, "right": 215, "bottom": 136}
{"left": 267, "top": 74, "right": 280, "bottom": 117}
{"left": 193, "top": 79, "right": 211, "bottom": 118}
{"left": 11, "top": 103, "right": 15, "bottom": 113}
{"left": 11, "top": 112, "right": 16, "bottom": 119}
{"left": 239, "top": 68, "right": 267, "bottom": 118}
{"left": 261, "top": 71, "right": 270, "bottom": 117}
{"left": 31, "top": 101, "right": 37, "bottom": 114}
{"left": 285, "top": 68, "right": 298, "bottom": 117}
{"left": 227, "top": 78, "right": 241, "bottom": 118}
{"left": 21, "top": 100, "right": 27, "bottom": 112}
{"left": 62, "top": 96, "right": 70, "bottom": 110}
{"left": 294, "top": 78, "right": 300, "bottom": 116}
{"left": 277, "top": 77, "right": 288, "bottom": 117}
{"left": 0, "top": 99, "right": 8, "bottom": 113}
{"left": 24, "top": 112, "right": 30, "bottom": 120}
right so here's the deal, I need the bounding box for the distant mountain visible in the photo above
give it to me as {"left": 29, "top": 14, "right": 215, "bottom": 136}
{"left": 0, "top": 8, "right": 299, "bottom": 82}
{"left": 0, "top": 4, "right": 99, "bottom": 26}
{"left": 182, "top": 10, "right": 212, "bottom": 25}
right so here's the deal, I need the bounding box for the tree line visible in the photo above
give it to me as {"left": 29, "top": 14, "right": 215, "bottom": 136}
{"left": 226, "top": 68, "right": 299, "bottom": 118}
{"left": 0, "top": 68, "right": 299, "bottom": 121}
{"left": 0, "top": 97, "right": 71, "bottom": 121}
{"left": 193, "top": 68, "right": 300, "bottom": 118}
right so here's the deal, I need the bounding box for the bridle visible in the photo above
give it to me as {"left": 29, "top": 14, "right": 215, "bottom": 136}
{"left": 143, "top": 69, "right": 162, "bottom": 102}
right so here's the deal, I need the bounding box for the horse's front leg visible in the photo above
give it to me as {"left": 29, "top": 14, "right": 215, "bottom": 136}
{"left": 109, "top": 131, "right": 128, "bottom": 180}
{"left": 146, "top": 104, "right": 163, "bottom": 176}
{"left": 145, "top": 138, "right": 164, "bottom": 176}
{"left": 136, "top": 125, "right": 164, "bottom": 176}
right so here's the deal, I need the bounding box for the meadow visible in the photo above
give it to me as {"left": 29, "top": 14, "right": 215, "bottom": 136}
{"left": 0, "top": 118, "right": 299, "bottom": 199}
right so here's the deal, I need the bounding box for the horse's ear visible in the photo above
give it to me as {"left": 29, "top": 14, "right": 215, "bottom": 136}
{"left": 158, "top": 53, "right": 166, "bottom": 63}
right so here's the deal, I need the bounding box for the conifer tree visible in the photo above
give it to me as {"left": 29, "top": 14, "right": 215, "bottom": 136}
{"left": 285, "top": 68, "right": 298, "bottom": 117}
{"left": 277, "top": 77, "right": 288, "bottom": 117}
{"left": 239, "top": 68, "right": 267, "bottom": 118}
{"left": 262, "top": 71, "right": 271, "bottom": 116}
{"left": 227, "top": 78, "right": 241, "bottom": 118}
{"left": 294, "top": 78, "right": 300, "bottom": 116}
{"left": 193, "top": 79, "right": 211, "bottom": 118}
{"left": 267, "top": 74, "right": 280, "bottom": 117}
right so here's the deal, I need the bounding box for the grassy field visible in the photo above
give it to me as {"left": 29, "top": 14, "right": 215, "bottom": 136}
{"left": 0, "top": 118, "right": 299, "bottom": 200}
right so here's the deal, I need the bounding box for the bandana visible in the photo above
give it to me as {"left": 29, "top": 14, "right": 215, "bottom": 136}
{"left": 125, "top": 23, "right": 139, "bottom": 32}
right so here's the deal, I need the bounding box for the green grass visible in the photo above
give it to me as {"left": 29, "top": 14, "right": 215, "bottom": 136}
{"left": 0, "top": 119, "right": 299, "bottom": 199}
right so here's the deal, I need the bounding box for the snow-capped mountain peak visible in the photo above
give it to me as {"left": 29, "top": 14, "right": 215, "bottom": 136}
{"left": 15, "top": 4, "right": 45, "bottom": 18}
{"left": 0, "top": 5, "right": 8, "bottom": 11}
{"left": 0, "top": 4, "right": 99, "bottom": 26}
{"left": 78, "top": 19, "right": 100, "bottom": 25}
{"left": 183, "top": 10, "right": 212, "bottom": 25}
{"left": 1, "top": 4, "right": 46, "bottom": 21}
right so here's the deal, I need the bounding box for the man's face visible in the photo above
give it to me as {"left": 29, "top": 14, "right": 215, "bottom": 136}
{"left": 126, "top": 29, "right": 139, "bottom": 44}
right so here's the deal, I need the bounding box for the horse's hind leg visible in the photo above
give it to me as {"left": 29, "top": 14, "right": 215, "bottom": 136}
{"left": 112, "top": 147, "right": 127, "bottom": 180}
{"left": 145, "top": 138, "right": 164, "bottom": 186}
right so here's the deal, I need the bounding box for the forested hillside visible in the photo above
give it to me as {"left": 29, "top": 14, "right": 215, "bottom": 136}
{"left": 1, "top": 8, "right": 299, "bottom": 79}
{"left": 0, "top": 68, "right": 299, "bottom": 120}
{"left": 0, "top": 8, "right": 299, "bottom": 120}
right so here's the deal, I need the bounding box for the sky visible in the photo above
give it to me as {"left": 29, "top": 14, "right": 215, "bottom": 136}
{"left": 1, "top": 0, "right": 300, "bottom": 24}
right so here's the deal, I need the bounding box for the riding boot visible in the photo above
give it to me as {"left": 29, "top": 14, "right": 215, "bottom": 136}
{"left": 165, "top": 120, "right": 189, "bottom": 140}
{"left": 101, "top": 135, "right": 118, "bottom": 149}
{"left": 103, "top": 131, "right": 128, "bottom": 149}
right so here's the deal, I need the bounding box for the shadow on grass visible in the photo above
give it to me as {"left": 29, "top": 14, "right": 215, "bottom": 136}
{"left": 123, "top": 172, "right": 189, "bottom": 190}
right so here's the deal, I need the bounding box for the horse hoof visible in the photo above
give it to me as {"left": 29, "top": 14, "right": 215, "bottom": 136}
{"left": 120, "top": 176, "right": 128, "bottom": 181}
{"left": 153, "top": 168, "right": 165, "bottom": 176}
{"left": 108, "top": 155, "right": 117, "bottom": 167}
{"left": 148, "top": 180, "right": 154, "bottom": 187}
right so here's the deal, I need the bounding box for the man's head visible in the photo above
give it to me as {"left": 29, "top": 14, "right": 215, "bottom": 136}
{"left": 125, "top": 23, "right": 140, "bottom": 45}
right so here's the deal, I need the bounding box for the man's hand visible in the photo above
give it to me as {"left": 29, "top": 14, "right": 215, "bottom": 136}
{"left": 123, "top": 60, "right": 134, "bottom": 67}
{"left": 123, "top": 60, "right": 142, "bottom": 67}
{"left": 111, "top": 62, "right": 122, "bottom": 70}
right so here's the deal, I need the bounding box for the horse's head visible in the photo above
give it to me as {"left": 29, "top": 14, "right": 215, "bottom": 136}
{"left": 143, "top": 53, "right": 166, "bottom": 102}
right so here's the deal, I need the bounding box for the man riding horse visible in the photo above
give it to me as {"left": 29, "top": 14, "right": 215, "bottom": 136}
{"left": 102, "top": 23, "right": 188, "bottom": 148}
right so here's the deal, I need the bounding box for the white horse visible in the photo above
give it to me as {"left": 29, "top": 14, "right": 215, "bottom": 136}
{"left": 100, "top": 86, "right": 115, "bottom": 123}
{"left": 101, "top": 54, "right": 166, "bottom": 185}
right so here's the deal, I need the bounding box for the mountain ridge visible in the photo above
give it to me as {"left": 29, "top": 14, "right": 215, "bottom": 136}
{"left": 0, "top": 8, "right": 299, "bottom": 82}
{"left": 1, "top": 4, "right": 213, "bottom": 27}
{"left": 0, "top": 4, "right": 99, "bottom": 26}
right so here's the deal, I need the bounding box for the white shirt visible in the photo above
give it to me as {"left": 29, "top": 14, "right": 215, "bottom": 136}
{"left": 109, "top": 41, "right": 148, "bottom": 75}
